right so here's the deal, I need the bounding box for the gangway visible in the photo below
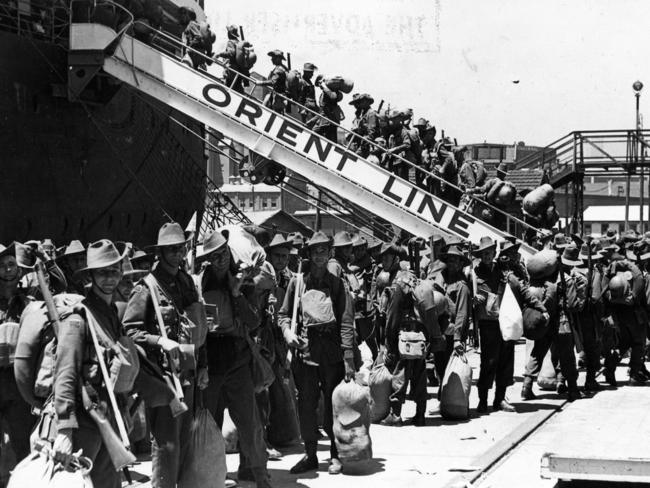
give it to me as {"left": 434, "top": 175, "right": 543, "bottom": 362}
{"left": 68, "top": 5, "right": 539, "bottom": 256}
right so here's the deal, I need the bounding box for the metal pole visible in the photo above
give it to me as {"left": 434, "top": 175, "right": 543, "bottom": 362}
{"left": 637, "top": 92, "right": 644, "bottom": 232}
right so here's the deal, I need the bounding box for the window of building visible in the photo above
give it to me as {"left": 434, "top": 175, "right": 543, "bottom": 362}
{"left": 584, "top": 224, "right": 592, "bottom": 236}
{"left": 270, "top": 198, "right": 277, "bottom": 209}
{"left": 262, "top": 199, "right": 268, "bottom": 209}
{"left": 617, "top": 185, "right": 624, "bottom": 197}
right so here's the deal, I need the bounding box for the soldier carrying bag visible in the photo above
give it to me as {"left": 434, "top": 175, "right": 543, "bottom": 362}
{"left": 397, "top": 330, "right": 427, "bottom": 360}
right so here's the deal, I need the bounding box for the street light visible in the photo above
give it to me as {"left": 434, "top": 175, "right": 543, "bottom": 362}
{"left": 634, "top": 81, "right": 644, "bottom": 232}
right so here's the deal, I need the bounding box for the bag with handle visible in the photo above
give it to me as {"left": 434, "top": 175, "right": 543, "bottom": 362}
{"left": 440, "top": 352, "right": 473, "bottom": 420}
{"left": 332, "top": 380, "right": 372, "bottom": 462}
{"left": 499, "top": 283, "right": 523, "bottom": 341}
{"left": 178, "top": 393, "right": 227, "bottom": 488}
{"left": 8, "top": 441, "right": 93, "bottom": 488}
{"left": 537, "top": 350, "right": 557, "bottom": 390}
{"left": 397, "top": 330, "right": 427, "bottom": 359}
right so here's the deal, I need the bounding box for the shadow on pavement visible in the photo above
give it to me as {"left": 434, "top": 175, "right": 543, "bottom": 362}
{"left": 341, "top": 457, "right": 386, "bottom": 476}
{"left": 510, "top": 402, "right": 560, "bottom": 413}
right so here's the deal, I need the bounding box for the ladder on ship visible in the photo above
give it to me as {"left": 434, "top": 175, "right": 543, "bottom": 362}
{"left": 67, "top": 2, "right": 541, "bottom": 257}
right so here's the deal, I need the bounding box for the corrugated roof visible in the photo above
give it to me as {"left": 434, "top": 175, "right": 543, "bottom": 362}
{"left": 486, "top": 168, "right": 547, "bottom": 191}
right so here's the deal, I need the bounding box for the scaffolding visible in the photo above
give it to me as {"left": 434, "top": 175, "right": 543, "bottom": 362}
{"left": 516, "top": 129, "right": 650, "bottom": 234}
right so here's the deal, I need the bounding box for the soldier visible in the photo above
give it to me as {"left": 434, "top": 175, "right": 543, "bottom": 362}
{"left": 18, "top": 241, "right": 67, "bottom": 299}
{"left": 214, "top": 25, "right": 250, "bottom": 94}
{"left": 384, "top": 110, "right": 411, "bottom": 180}
{"left": 263, "top": 234, "right": 299, "bottom": 449}
{"left": 348, "top": 93, "right": 379, "bottom": 158}
{"left": 575, "top": 241, "right": 606, "bottom": 391}
{"left": 349, "top": 235, "right": 378, "bottom": 359}
{"left": 522, "top": 247, "right": 582, "bottom": 402}
{"left": 402, "top": 110, "right": 424, "bottom": 187}
{"left": 131, "top": 249, "right": 156, "bottom": 273}
{"left": 123, "top": 223, "right": 208, "bottom": 488}
{"left": 52, "top": 240, "right": 137, "bottom": 488}
{"left": 180, "top": 7, "right": 214, "bottom": 70}
{"left": 422, "top": 234, "right": 447, "bottom": 280}
{"left": 432, "top": 245, "right": 471, "bottom": 387}
{"left": 473, "top": 236, "right": 518, "bottom": 413}
{"left": 277, "top": 231, "right": 355, "bottom": 475}
{"left": 196, "top": 229, "right": 272, "bottom": 487}
{"left": 298, "top": 62, "right": 319, "bottom": 122}
{"left": 309, "top": 76, "right": 342, "bottom": 143}
{"left": 0, "top": 243, "right": 36, "bottom": 465}
{"left": 258, "top": 50, "right": 288, "bottom": 113}
{"left": 57, "top": 240, "right": 88, "bottom": 295}
{"left": 602, "top": 238, "right": 648, "bottom": 385}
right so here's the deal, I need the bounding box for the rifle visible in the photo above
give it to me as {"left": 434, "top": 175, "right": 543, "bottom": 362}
{"left": 377, "top": 99, "right": 384, "bottom": 113}
{"left": 286, "top": 259, "right": 304, "bottom": 365}
{"left": 83, "top": 309, "right": 137, "bottom": 470}
{"left": 239, "top": 26, "right": 245, "bottom": 40}
{"left": 408, "top": 239, "right": 420, "bottom": 277}
{"left": 144, "top": 276, "right": 188, "bottom": 417}
{"left": 81, "top": 384, "right": 136, "bottom": 471}
{"left": 468, "top": 242, "right": 479, "bottom": 349}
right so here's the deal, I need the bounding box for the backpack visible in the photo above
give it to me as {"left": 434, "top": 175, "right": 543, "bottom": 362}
{"left": 234, "top": 41, "right": 257, "bottom": 70}
{"left": 14, "top": 294, "right": 84, "bottom": 408}
{"left": 199, "top": 21, "right": 216, "bottom": 53}
{"left": 607, "top": 271, "right": 635, "bottom": 306}
{"left": 286, "top": 70, "right": 302, "bottom": 101}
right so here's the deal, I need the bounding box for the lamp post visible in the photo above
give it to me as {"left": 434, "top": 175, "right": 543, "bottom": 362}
{"left": 634, "top": 81, "right": 644, "bottom": 232}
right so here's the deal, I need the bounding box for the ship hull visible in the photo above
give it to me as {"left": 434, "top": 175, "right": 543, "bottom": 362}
{"left": 0, "top": 30, "right": 205, "bottom": 247}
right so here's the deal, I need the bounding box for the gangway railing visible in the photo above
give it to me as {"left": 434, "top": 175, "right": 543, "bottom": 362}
{"left": 0, "top": 0, "right": 69, "bottom": 44}
{"left": 68, "top": 2, "right": 540, "bottom": 256}
{"left": 136, "top": 19, "right": 539, "bottom": 240}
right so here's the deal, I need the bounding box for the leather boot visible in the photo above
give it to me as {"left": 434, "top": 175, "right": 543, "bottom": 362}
{"left": 567, "top": 381, "right": 583, "bottom": 402}
{"left": 583, "top": 373, "right": 603, "bottom": 392}
{"left": 521, "top": 376, "right": 536, "bottom": 401}
{"left": 476, "top": 389, "right": 488, "bottom": 414}
{"left": 408, "top": 401, "right": 426, "bottom": 426}
{"left": 493, "top": 387, "right": 516, "bottom": 412}
{"left": 252, "top": 467, "right": 274, "bottom": 488}
{"left": 289, "top": 442, "right": 319, "bottom": 474}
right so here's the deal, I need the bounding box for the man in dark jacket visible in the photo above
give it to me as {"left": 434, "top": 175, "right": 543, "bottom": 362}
{"left": 298, "top": 62, "right": 318, "bottom": 122}
{"left": 432, "top": 245, "right": 471, "bottom": 387}
{"left": 309, "top": 77, "right": 342, "bottom": 143}
{"left": 0, "top": 243, "right": 36, "bottom": 467}
{"left": 278, "top": 231, "right": 355, "bottom": 476}
{"left": 522, "top": 247, "right": 582, "bottom": 402}
{"left": 123, "top": 223, "right": 208, "bottom": 488}
{"left": 215, "top": 24, "right": 250, "bottom": 93}
{"left": 348, "top": 93, "right": 379, "bottom": 158}
{"left": 195, "top": 229, "right": 272, "bottom": 487}
{"left": 259, "top": 50, "right": 288, "bottom": 113}
{"left": 53, "top": 240, "right": 135, "bottom": 488}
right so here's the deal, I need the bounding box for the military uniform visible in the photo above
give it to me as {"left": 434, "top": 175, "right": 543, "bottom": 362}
{"left": 349, "top": 106, "right": 380, "bottom": 158}
{"left": 311, "top": 88, "right": 341, "bottom": 143}
{"left": 523, "top": 248, "right": 582, "bottom": 401}
{"left": 298, "top": 76, "right": 318, "bottom": 121}
{"left": 260, "top": 53, "right": 288, "bottom": 114}
{"left": 123, "top": 264, "right": 203, "bottom": 488}
{"left": 198, "top": 264, "right": 270, "bottom": 482}
{"left": 382, "top": 273, "right": 431, "bottom": 425}
{"left": 54, "top": 290, "right": 129, "bottom": 488}
{"left": 218, "top": 38, "right": 250, "bottom": 93}
{"left": 0, "top": 286, "right": 34, "bottom": 463}
{"left": 277, "top": 264, "right": 354, "bottom": 466}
